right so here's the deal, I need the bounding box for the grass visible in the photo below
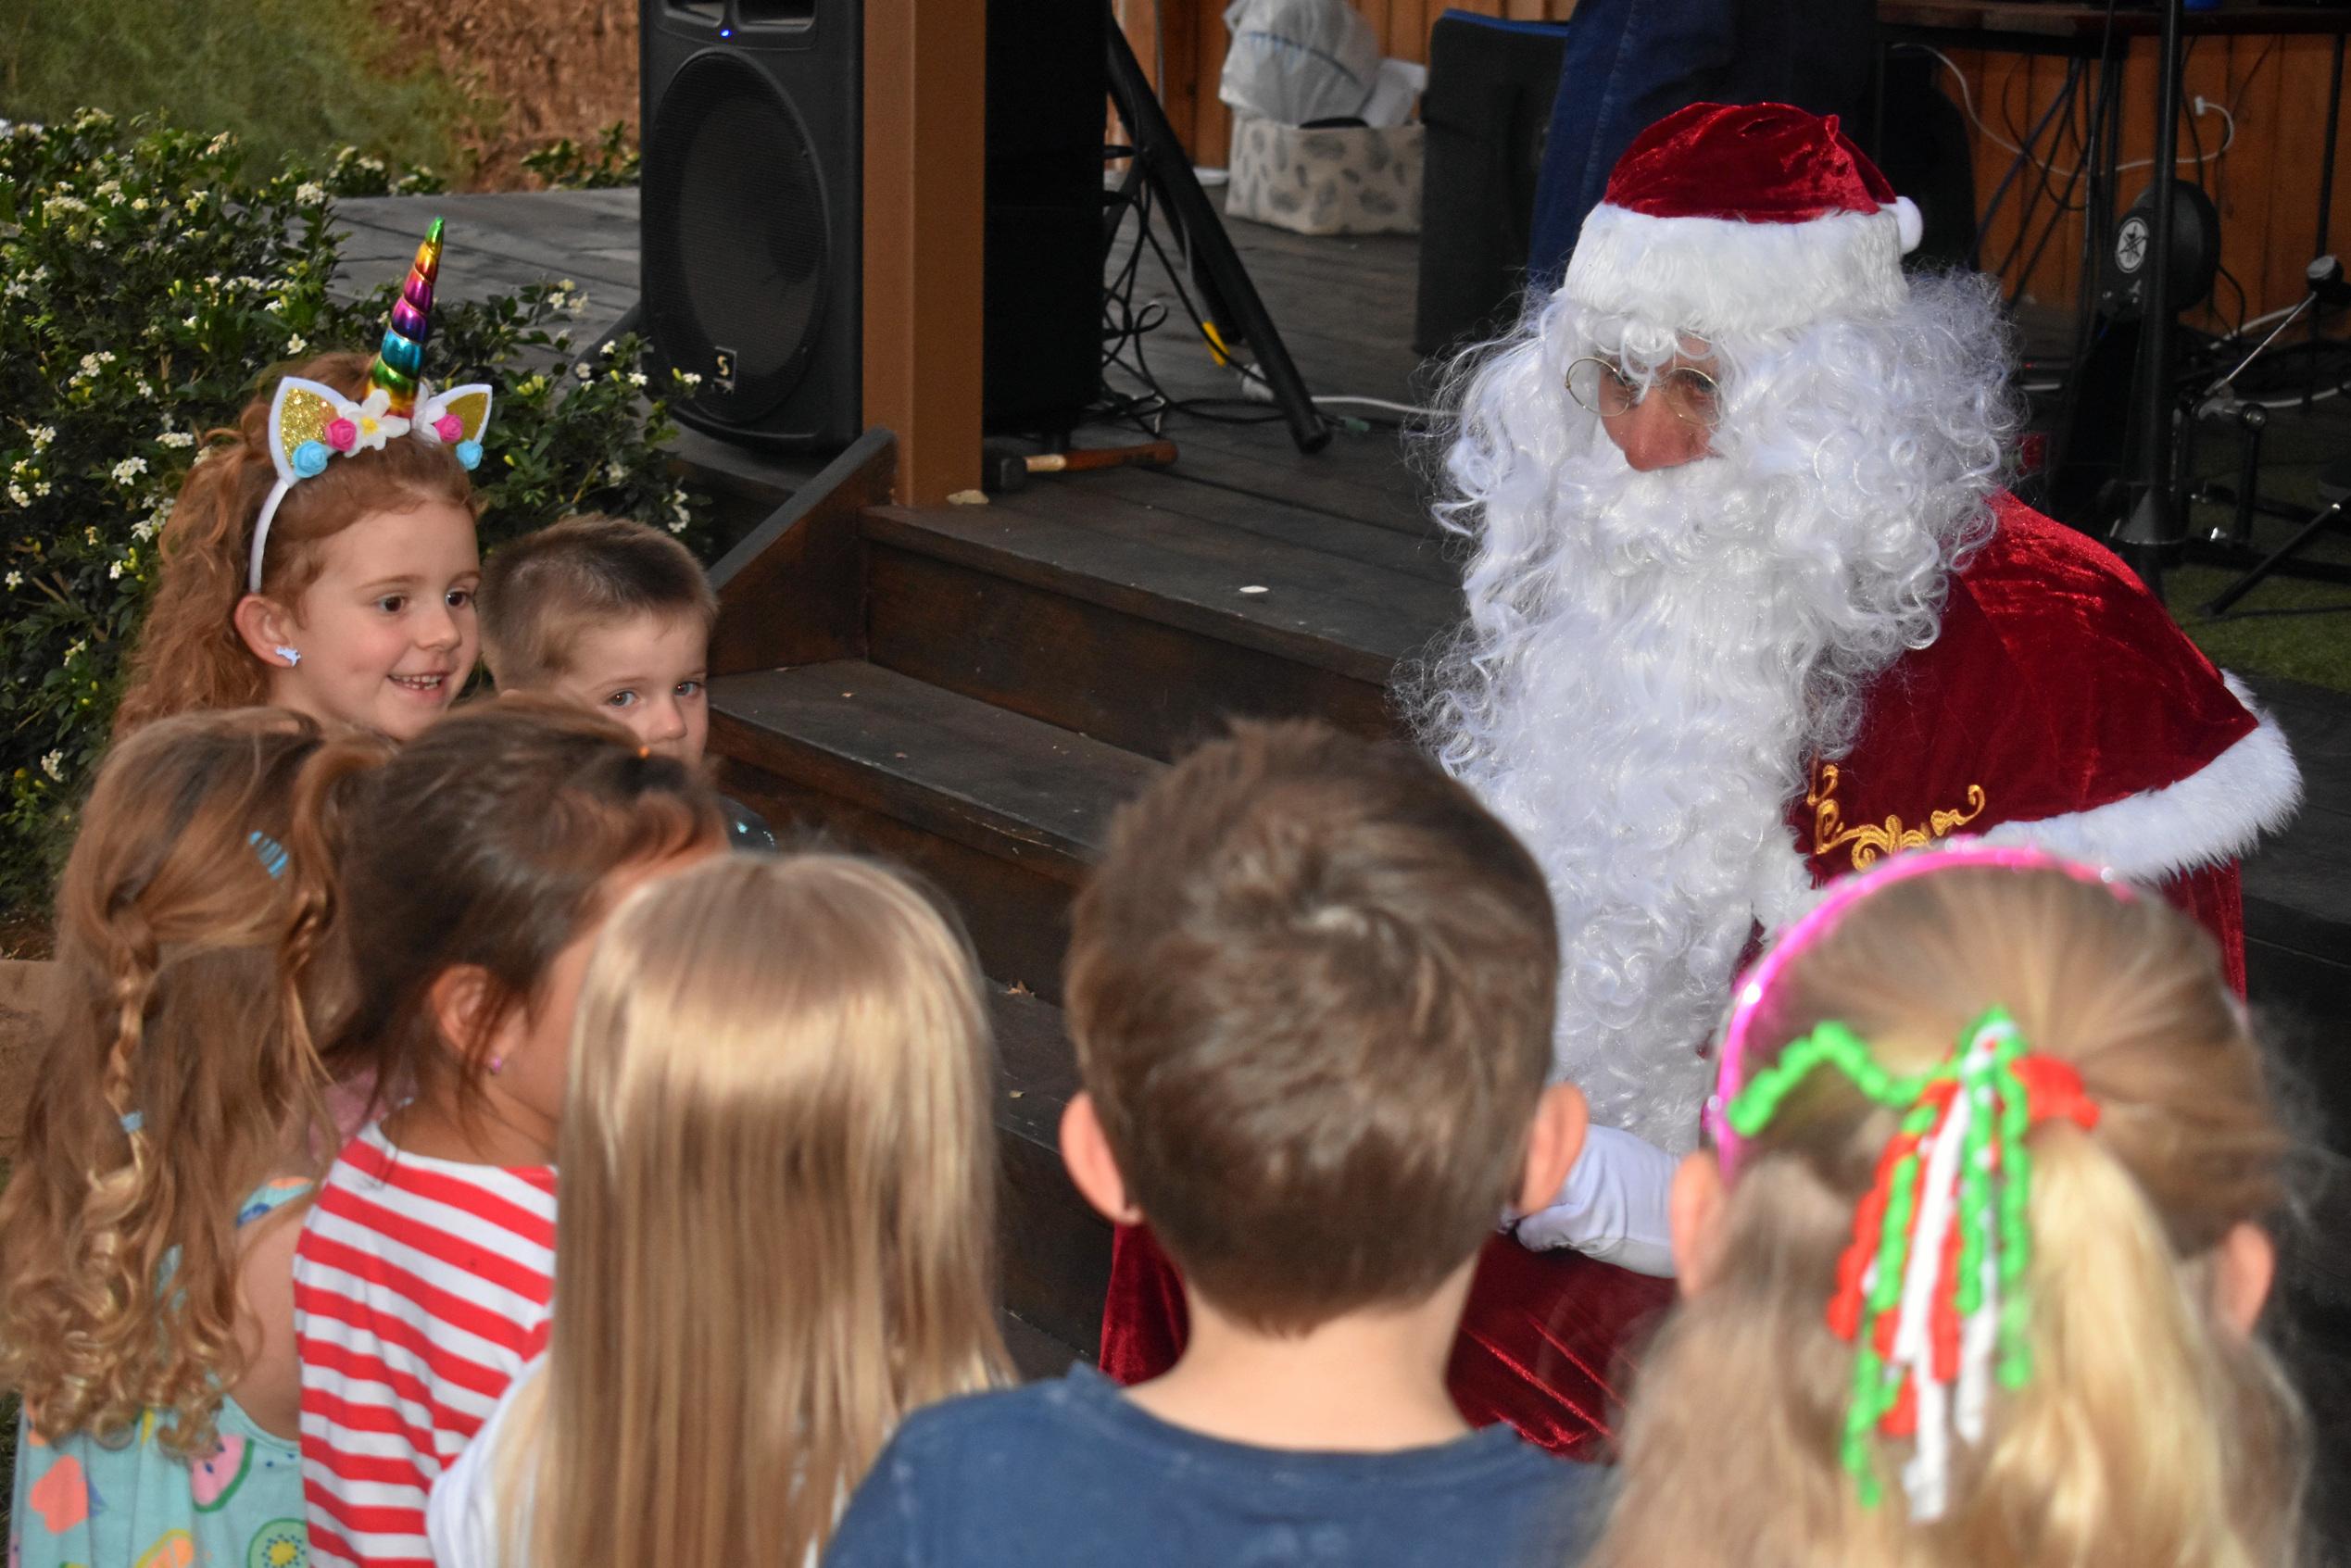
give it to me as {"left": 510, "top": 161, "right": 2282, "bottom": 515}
{"left": 2170, "top": 565, "right": 2351, "bottom": 694}
{"left": 0, "top": 0, "right": 464, "bottom": 175}
{"left": 2164, "top": 388, "right": 2351, "bottom": 696}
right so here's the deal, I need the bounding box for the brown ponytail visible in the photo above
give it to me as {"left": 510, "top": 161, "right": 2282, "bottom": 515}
{"left": 317, "top": 695, "right": 726, "bottom": 1126}
{"left": 0, "top": 709, "right": 343, "bottom": 1453}
{"left": 115, "top": 352, "right": 477, "bottom": 734}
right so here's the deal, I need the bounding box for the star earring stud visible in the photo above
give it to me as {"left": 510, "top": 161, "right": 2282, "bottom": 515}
{"left": 273, "top": 646, "right": 302, "bottom": 667}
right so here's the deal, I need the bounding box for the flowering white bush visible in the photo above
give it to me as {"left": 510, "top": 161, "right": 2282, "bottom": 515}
{"left": 0, "top": 111, "right": 705, "bottom": 907}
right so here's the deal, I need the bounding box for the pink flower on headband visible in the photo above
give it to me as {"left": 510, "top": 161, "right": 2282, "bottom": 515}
{"left": 326, "top": 418, "right": 358, "bottom": 452}
{"left": 434, "top": 413, "right": 463, "bottom": 442}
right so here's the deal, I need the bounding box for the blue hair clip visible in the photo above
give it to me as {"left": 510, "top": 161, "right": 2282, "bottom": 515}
{"left": 119, "top": 1111, "right": 144, "bottom": 1135}
{"left": 248, "top": 831, "right": 290, "bottom": 880}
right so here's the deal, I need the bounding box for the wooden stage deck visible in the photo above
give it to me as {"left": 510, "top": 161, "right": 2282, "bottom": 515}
{"left": 336, "top": 190, "right": 2350, "bottom": 1522}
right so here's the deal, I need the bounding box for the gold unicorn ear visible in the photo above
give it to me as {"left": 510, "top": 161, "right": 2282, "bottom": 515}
{"left": 267, "top": 377, "right": 357, "bottom": 484}
{"left": 416, "top": 383, "right": 494, "bottom": 470}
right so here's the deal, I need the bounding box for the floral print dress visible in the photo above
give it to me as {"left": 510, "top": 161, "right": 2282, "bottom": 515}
{"left": 11, "top": 1177, "right": 312, "bottom": 1568}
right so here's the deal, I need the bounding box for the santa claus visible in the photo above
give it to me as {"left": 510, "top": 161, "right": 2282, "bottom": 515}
{"left": 1098, "top": 102, "right": 2302, "bottom": 1450}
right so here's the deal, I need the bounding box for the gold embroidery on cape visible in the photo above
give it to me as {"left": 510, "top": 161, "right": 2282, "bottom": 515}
{"left": 1807, "top": 761, "right": 1988, "bottom": 872}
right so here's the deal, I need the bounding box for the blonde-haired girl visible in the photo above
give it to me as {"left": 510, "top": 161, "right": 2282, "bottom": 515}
{"left": 1588, "top": 844, "right": 2310, "bottom": 1568}
{"left": 427, "top": 852, "right": 1011, "bottom": 1568}
{"left": 2, "top": 709, "right": 371, "bottom": 1568}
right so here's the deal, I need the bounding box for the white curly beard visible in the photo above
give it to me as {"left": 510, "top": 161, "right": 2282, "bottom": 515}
{"left": 1414, "top": 274, "right": 2016, "bottom": 1151}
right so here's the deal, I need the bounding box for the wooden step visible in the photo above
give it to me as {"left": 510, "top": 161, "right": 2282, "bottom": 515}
{"left": 861, "top": 488, "right": 1461, "bottom": 761}
{"left": 987, "top": 985, "right": 1107, "bottom": 1365}
{"left": 708, "top": 659, "right": 1162, "bottom": 999}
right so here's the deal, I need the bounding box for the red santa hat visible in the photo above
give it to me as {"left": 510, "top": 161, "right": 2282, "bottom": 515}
{"left": 1562, "top": 102, "right": 1926, "bottom": 337}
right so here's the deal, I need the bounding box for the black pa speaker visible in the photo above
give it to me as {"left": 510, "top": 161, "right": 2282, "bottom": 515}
{"left": 984, "top": 0, "right": 1104, "bottom": 433}
{"left": 641, "top": 0, "right": 1102, "bottom": 450}
{"left": 642, "top": 0, "right": 862, "bottom": 448}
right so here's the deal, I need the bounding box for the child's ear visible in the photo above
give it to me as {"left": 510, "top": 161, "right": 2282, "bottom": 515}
{"left": 2213, "top": 1221, "right": 2276, "bottom": 1337}
{"left": 1515, "top": 1082, "right": 1590, "bottom": 1216}
{"left": 425, "top": 966, "right": 511, "bottom": 1072}
{"left": 1669, "top": 1153, "right": 1729, "bottom": 1298}
{"left": 233, "top": 594, "right": 301, "bottom": 667}
{"left": 1059, "top": 1093, "right": 1142, "bottom": 1226}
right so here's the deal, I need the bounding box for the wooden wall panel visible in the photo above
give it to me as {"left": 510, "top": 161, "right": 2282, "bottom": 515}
{"left": 1936, "top": 32, "right": 2346, "bottom": 336}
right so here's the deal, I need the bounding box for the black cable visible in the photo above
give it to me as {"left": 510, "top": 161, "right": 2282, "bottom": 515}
{"left": 2216, "top": 263, "right": 2250, "bottom": 340}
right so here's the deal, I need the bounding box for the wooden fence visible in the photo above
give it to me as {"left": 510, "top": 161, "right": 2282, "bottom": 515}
{"left": 1119, "top": 0, "right": 2350, "bottom": 332}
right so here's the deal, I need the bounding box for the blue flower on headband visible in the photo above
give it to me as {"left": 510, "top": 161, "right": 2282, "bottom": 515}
{"left": 291, "top": 440, "right": 331, "bottom": 479}
{"left": 455, "top": 439, "right": 482, "bottom": 471}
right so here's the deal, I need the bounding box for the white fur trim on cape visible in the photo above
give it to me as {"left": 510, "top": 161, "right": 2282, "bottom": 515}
{"left": 1564, "top": 203, "right": 1911, "bottom": 336}
{"left": 1972, "top": 674, "right": 2301, "bottom": 882}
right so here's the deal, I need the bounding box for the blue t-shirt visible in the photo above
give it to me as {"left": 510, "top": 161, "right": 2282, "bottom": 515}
{"left": 823, "top": 1366, "right": 1601, "bottom": 1568}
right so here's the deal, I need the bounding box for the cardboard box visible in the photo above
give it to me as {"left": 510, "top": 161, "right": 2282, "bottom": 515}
{"left": 1225, "top": 114, "right": 1422, "bottom": 237}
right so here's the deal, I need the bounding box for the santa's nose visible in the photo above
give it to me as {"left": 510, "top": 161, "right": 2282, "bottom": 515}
{"left": 1602, "top": 395, "right": 1715, "bottom": 471}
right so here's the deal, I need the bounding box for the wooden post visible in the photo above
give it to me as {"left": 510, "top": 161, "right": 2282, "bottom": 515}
{"left": 863, "top": 0, "right": 986, "bottom": 506}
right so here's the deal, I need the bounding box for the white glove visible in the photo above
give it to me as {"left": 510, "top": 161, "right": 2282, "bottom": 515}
{"left": 1509, "top": 1124, "right": 1678, "bottom": 1278}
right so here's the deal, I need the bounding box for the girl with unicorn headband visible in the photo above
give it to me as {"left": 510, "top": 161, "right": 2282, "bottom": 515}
{"left": 119, "top": 220, "right": 496, "bottom": 740}
{"left": 1582, "top": 841, "right": 2312, "bottom": 1568}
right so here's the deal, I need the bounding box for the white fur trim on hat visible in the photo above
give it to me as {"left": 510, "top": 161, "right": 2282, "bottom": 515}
{"left": 1564, "top": 202, "right": 1912, "bottom": 337}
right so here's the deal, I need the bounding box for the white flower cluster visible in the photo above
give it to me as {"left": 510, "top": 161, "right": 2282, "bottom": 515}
{"left": 157, "top": 430, "right": 195, "bottom": 449}
{"left": 110, "top": 456, "right": 148, "bottom": 486}
{"left": 295, "top": 182, "right": 327, "bottom": 207}
{"left": 69, "top": 350, "right": 117, "bottom": 386}
{"left": 40, "top": 751, "right": 63, "bottom": 782}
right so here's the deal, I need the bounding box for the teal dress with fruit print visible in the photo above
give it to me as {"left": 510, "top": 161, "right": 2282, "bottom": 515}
{"left": 10, "top": 1177, "right": 312, "bottom": 1568}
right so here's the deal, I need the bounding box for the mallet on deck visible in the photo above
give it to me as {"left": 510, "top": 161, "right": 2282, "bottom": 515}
{"left": 981, "top": 439, "right": 1178, "bottom": 495}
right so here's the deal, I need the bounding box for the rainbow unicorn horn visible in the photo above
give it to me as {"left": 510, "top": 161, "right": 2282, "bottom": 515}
{"left": 369, "top": 217, "right": 444, "bottom": 419}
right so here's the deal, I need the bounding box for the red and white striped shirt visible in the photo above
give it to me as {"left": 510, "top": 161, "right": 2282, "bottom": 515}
{"left": 293, "top": 1121, "right": 557, "bottom": 1568}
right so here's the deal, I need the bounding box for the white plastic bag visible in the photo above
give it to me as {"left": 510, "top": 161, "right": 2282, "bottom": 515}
{"left": 1218, "top": 0, "right": 1380, "bottom": 127}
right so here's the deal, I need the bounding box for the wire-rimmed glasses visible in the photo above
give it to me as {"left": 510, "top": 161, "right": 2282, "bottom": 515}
{"left": 1565, "top": 357, "right": 1723, "bottom": 427}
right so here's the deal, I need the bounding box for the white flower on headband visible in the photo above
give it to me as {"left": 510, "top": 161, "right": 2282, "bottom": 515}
{"left": 337, "top": 387, "right": 410, "bottom": 454}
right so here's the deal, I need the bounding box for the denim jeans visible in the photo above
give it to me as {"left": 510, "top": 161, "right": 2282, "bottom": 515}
{"left": 1524, "top": 0, "right": 1739, "bottom": 291}
{"left": 1524, "top": 0, "right": 1874, "bottom": 291}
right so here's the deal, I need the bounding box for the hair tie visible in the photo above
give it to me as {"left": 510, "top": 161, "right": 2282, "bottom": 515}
{"left": 1708, "top": 842, "right": 2131, "bottom": 1169}
{"left": 247, "top": 830, "right": 290, "bottom": 880}
{"left": 1727, "top": 1008, "right": 2099, "bottom": 1521}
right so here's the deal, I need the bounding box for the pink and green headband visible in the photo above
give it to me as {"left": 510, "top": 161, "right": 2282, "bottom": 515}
{"left": 1707, "top": 843, "right": 2128, "bottom": 1521}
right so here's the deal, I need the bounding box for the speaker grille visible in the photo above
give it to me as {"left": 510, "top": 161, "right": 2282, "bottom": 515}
{"left": 643, "top": 50, "right": 830, "bottom": 424}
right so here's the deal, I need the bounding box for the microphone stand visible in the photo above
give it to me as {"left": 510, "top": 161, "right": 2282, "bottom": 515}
{"left": 2111, "top": 0, "right": 2188, "bottom": 596}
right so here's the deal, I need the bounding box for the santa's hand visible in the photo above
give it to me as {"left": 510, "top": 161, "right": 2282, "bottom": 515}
{"left": 1507, "top": 1124, "right": 1677, "bottom": 1278}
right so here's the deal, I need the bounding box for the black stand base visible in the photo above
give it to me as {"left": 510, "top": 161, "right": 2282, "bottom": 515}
{"left": 1102, "top": 9, "right": 1329, "bottom": 455}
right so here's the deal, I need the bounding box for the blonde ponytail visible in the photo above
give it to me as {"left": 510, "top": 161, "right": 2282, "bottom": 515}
{"left": 1586, "top": 864, "right": 2309, "bottom": 1568}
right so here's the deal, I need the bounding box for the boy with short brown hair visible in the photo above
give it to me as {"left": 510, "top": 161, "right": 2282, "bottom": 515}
{"left": 477, "top": 515, "right": 773, "bottom": 848}
{"left": 823, "top": 720, "right": 1596, "bottom": 1568}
